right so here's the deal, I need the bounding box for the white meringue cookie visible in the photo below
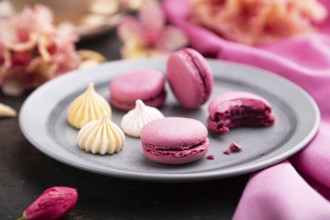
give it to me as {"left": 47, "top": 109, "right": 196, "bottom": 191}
{"left": 67, "top": 82, "right": 111, "bottom": 129}
{"left": 77, "top": 112, "right": 125, "bottom": 155}
{"left": 121, "top": 99, "right": 164, "bottom": 137}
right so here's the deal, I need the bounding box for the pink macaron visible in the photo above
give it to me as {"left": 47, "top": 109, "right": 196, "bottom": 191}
{"left": 207, "top": 91, "right": 276, "bottom": 134}
{"left": 167, "top": 48, "right": 213, "bottom": 109}
{"left": 109, "top": 69, "right": 167, "bottom": 110}
{"left": 141, "top": 117, "right": 209, "bottom": 165}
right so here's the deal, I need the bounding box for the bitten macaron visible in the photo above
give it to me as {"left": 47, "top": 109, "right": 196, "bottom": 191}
{"left": 207, "top": 91, "right": 275, "bottom": 134}
{"left": 109, "top": 69, "right": 167, "bottom": 110}
{"left": 141, "top": 117, "right": 209, "bottom": 165}
{"left": 167, "top": 48, "right": 213, "bottom": 109}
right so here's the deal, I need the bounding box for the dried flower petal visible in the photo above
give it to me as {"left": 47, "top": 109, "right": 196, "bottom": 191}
{"left": 117, "top": 2, "right": 188, "bottom": 59}
{"left": 77, "top": 50, "right": 106, "bottom": 69}
{"left": 121, "top": 40, "right": 165, "bottom": 59}
{"left": 139, "top": 2, "right": 165, "bottom": 34}
{"left": 190, "top": 0, "right": 327, "bottom": 45}
{"left": 118, "top": 17, "right": 144, "bottom": 43}
{"left": 123, "top": 0, "right": 157, "bottom": 11}
{"left": 2, "top": 77, "right": 26, "bottom": 96}
{"left": 157, "top": 26, "right": 189, "bottom": 52}
{"left": 0, "top": 103, "right": 16, "bottom": 118}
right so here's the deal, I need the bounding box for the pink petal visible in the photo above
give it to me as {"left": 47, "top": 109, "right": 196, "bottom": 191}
{"left": 139, "top": 2, "right": 165, "bottom": 33}
{"left": 10, "top": 33, "right": 38, "bottom": 51}
{"left": 117, "top": 17, "right": 144, "bottom": 43}
{"left": 156, "top": 26, "right": 188, "bottom": 52}
{"left": 120, "top": 41, "right": 166, "bottom": 59}
{"left": 34, "top": 4, "right": 54, "bottom": 26}
{"left": 0, "top": 20, "right": 19, "bottom": 47}
{"left": 57, "top": 22, "right": 79, "bottom": 44}
{"left": 2, "top": 78, "right": 25, "bottom": 96}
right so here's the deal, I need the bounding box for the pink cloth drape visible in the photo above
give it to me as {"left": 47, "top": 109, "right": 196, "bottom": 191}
{"left": 163, "top": 0, "right": 330, "bottom": 219}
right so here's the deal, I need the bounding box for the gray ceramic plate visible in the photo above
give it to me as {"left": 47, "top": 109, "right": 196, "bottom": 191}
{"left": 19, "top": 59, "right": 320, "bottom": 181}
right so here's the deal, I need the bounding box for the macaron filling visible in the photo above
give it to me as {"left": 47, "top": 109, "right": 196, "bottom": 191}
{"left": 208, "top": 104, "right": 275, "bottom": 134}
{"left": 143, "top": 140, "right": 207, "bottom": 151}
{"left": 110, "top": 88, "right": 166, "bottom": 109}
{"left": 142, "top": 140, "right": 208, "bottom": 158}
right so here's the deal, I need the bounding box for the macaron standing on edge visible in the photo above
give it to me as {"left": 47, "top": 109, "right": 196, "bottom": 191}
{"left": 109, "top": 69, "right": 167, "bottom": 110}
{"left": 167, "top": 48, "right": 214, "bottom": 109}
{"left": 141, "top": 117, "right": 209, "bottom": 165}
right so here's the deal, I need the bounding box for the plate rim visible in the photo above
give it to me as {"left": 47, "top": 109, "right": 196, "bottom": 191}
{"left": 19, "top": 58, "right": 320, "bottom": 181}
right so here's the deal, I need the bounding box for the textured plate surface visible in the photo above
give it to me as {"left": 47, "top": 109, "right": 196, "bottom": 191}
{"left": 19, "top": 59, "right": 320, "bottom": 181}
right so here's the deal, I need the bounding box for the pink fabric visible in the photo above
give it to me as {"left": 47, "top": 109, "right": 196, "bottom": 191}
{"left": 163, "top": 0, "right": 330, "bottom": 219}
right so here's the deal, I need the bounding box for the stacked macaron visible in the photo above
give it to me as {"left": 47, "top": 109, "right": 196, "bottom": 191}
{"left": 66, "top": 47, "right": 275, "bottom": 165}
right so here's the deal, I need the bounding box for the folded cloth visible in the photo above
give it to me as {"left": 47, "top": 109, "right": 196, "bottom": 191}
{"left": 163, "top": 0, "right": 330, "bottom": 219}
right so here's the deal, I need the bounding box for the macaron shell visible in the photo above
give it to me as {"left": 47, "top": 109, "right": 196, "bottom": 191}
{"left": 141, "top": 117, "right": 208, "bottom": 148}
{"left": 208, "top": 91, "right": 272, "bottom": 118}
{"left": 167, "top": 48, "right": 213, "bottom": 109}
{"left": 109, "top": 69, "right": 166, "bottom": 110}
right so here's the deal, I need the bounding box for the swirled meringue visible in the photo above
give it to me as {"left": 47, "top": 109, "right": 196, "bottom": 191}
{"left": 77, "top": 112, "right": 125, "bottom": 155}
{"left": 120, "top": 99, "right": 164, "bottom": 137}
{"left": 67, "top": 82, "right": 111, "bottom": 129}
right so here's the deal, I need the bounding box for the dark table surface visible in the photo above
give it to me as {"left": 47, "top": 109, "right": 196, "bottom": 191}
{"left": 0, "top": 30, "right": 249, "bottom": 220}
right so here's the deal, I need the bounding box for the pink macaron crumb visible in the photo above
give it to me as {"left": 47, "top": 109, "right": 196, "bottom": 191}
{"left": 207, "top": 155, "right": 215, "bottom": 160}
{"left": 229, "top": 143, "right": 242, "bottom": 152}
{"left": 223, "top": 150, "right": 231, "bottom": 155}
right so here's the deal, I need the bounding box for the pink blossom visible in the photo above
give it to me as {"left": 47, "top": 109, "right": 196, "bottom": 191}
{"left": 0, "top": 5, "right": 80, "bottom": 96}
{"left": 19, "top": 186, "right": 78, "bottom": 220}
{"left": 117, "top": 2, "right": 188, "bottom": 59}
{"left": 190, "top": 0, "right": 327, "bottom": 45}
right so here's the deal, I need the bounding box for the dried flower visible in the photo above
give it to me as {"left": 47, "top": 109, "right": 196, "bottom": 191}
{"left": 77, "top": 50, "right": 106, "bottom": 69}
{"left": 0, "top": 103, "right": 16, "bottom": 118}
{"left": 0, "top": 5, "right": 80, "bottom": 96}
{"left": 190, "top": 0, "right": 327, "bottom": 45}
{"left": 117, "top": 2, "right": 188, "bottom": 59}
{"left": 17, "top": 186, "right": 78, "bottom": 220}
{"left": 122, "top": 0, "right": 158, "bottom": 11}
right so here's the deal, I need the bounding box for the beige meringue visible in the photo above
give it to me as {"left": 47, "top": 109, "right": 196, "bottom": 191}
{"left": 0, "top": 103, "right": 17, "bottom": 118}
{"left": 77, "top": 112, "right": 125, "bottom": 155}
{"left": 120, "top": 99, "right": 164, "bottom": 137}
{"left": 67, "top": 82, "right": 111, "bottom": 129}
